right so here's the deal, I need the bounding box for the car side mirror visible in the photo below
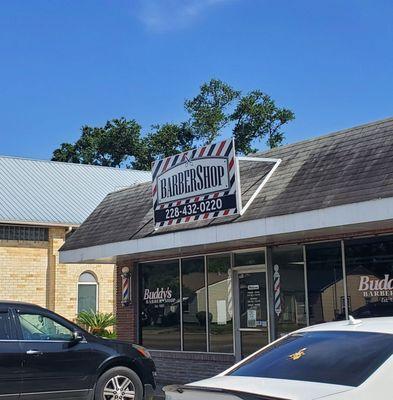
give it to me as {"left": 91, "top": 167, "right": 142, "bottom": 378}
{"left": 69, "top": 330, "right": 84, "bottom": 346}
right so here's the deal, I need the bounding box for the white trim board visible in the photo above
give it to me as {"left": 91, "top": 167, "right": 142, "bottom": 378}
{"left": 60, "top": 197, "right": 393, "bottom": 264}
{"left": 237, "top": 156, "right": 281, "bottom": 216}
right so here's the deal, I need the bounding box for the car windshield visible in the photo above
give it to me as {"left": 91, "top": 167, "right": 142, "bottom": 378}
{"left": 229, "top": 330, "right": 393, "bottom": 387}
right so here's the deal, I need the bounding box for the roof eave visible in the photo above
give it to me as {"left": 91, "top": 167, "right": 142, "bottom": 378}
{"left": 0, "top": 219, "right": 80, "bottom": 228}
{"left": 59, "top": 197, "right": 393, "bottom": 264}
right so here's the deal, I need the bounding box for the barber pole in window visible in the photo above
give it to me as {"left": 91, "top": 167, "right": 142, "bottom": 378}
{"left": 227, "top": 269, "right": 233, "bottom": 319}
{"left": 152, "top": 139, "right": 240, "bottom": 229}
{"left": 273, "top": 264, "right": 282, "bottom": 317}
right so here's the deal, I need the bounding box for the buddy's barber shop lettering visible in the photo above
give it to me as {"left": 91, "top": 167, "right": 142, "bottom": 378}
{"left": 143, "top": 288, "right": 174, "bottom": 304}
{"left": 358, "top": 275, "right": 393, "bottom": 297}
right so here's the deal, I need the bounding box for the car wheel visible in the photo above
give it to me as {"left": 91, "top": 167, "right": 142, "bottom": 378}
{"left": 95, "top": 366, "right": 143, "bottom": 400}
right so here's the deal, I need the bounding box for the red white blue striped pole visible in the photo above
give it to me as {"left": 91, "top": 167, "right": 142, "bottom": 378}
{"left": 121, "top": 267, "right": 131, "bottom": 305}
{"left": 273, "top": 264, "right": 282, "bottom": 317}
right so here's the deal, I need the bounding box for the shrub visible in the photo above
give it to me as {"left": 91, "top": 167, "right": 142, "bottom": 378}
{"left": 77, "top": 310, "right": 116, "bottom": 337}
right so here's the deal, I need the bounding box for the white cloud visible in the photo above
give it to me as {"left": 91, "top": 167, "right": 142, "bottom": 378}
{"left": 133, "top": 0, "right": 232, "bottom": 32}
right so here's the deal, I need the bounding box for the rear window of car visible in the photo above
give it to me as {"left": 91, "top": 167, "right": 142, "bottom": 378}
{"left": 0, "top": 312, "right": 12, "bottom": 340}
{"left": 230, "top": 331, "right": 393, "bottom": 387}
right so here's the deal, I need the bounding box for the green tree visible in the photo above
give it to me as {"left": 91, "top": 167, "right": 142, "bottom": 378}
{"left": 231, "top": 90, "right": 295, "bottom": 154}
{"left": 52, "top": 118, "right": 141, "bottom": 168}
{"left": 133, "top": 122, "right": 194, "bottom": 170}
{"left": 185, "top": 78, "right": 240, "bottom": 143}
{"left": 52, "top": 79, "right": 295, "bottom": 170}
{"left": 52, "top": 142, "right": 80, "bottom": 163}
{"left": 183, "top": 80, "right": 294, "bottom": 155}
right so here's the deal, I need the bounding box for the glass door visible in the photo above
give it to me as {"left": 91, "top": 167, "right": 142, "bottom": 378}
{"left": 235, "top": 268, "right": 269, "bottom": 358}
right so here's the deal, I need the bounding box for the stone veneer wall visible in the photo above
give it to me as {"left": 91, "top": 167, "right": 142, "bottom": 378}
{"left": 0, "top": 226, "right": 115, "bottom": 321}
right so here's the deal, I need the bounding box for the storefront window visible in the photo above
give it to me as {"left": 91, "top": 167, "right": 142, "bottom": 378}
{"left": 137, "top": 236, "right": 393, "bottom": 353}
{"left": 306, "top": 242, "right": 345, "bottom": 324}
{"left": 234, "top": 251, "right": 264, "bottom": 267}
{"left": 140, "top": 255, "right": 234, "bottom": 353}
{"left": 207, "top": 254, "right": 233, "bottom": 353}
{"left": 345, "top": 236, "right": 393, "bottom": 318}
{"left": 181, "top": 257, "right": 207, "bottom": 352}
{"left": 271, "top": 245, "right": 307, "bottom": 338}
{"left": 140, "top": 260, "right": 181, "bottom": 351}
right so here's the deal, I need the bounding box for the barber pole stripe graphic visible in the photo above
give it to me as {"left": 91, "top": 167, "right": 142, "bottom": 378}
{"left": 273, "top": 264, "right": 282, "bottom": 317}
{"left": 227, "top": 271, "right": 233, "bottom": 319}
{"left": 152, "top": 140, "right": 235, "bottom": 203}
{"left": 121, "top": 275, "right": 130, "bottom": 303}
{"left": 152, "top": 139, "right": 239, "bottom": 228}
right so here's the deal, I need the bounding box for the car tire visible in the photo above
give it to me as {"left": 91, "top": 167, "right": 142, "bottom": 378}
{"left": 95, "top": 366, "right": 144, "bottom": 400}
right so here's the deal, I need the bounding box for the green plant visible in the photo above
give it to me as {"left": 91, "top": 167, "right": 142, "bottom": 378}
{"left": 100, "top": 330, "right": 117, "bottom": 339}
{"left": 77, "top": 310, "right": 116, "bottom": 337}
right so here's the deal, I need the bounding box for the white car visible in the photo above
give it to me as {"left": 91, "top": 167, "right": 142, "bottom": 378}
{"left": 164, "top": 317, "right": 393, "bottom": 400}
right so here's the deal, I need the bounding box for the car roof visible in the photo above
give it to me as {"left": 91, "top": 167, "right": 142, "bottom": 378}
{"left": 0, "top": 301, "right": 45, "bottom": 309}
{"left": 297, "top": 317, "right": 393, "bottom": 335}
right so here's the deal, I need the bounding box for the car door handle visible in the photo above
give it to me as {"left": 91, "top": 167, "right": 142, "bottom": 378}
{"left": 26, "top": 349, "right": 43, "bottom": 356}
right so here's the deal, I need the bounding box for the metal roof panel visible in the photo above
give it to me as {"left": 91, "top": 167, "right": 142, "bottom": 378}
{"left": 0, "top": 156, "right": 151, "bottom": 226}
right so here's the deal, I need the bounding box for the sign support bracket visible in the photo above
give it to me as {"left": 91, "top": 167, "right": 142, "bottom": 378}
{"left": 237, "top": 156, "right": 281, "bottom": 216}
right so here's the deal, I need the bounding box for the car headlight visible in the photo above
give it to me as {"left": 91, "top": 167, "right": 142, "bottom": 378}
{"left": 133, "top": 344, "right": 152, "bottom": 359}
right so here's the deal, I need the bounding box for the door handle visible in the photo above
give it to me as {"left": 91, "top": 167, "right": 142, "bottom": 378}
{"left": 26, "top": 349, "right": 43, "bottom": 356}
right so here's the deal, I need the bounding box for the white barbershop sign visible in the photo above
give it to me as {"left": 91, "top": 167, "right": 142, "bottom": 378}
{"left": 152, "top": 139, "right": 239, "bottom": 228}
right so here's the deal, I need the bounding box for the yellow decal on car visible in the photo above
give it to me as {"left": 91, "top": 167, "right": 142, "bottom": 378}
{"left": 289, "top": 348, "right": 307, "bottom": 361}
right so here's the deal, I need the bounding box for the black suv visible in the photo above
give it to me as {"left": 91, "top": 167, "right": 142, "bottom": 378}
{"left": 0, "top": 301, "right": 156, "bottom": 400}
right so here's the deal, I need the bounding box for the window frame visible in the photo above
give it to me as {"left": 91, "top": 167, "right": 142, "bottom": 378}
{"left": 138, "top": 247, "right": 266, "bottom": 355}
{"left": 77, "top": 271, "right": 99, "bottom": 315}
{"left": 343, "top": 235, "right": 393, "bottom": 319}
{"left": 137, "top": 233, "right": 393, "bottom": 355}
{"left": 181, "top": 256, "right": 208, "bottom": 352}
{"left": 139, "top": 258, "right": 182, "bottom": 351}
{"left": 0, "top": 225, "right": 48, "bottom": 241}
{"left": 304, "top": 241, "right": 345, "bottom": 325}
{"left": 206, "top": 252, "right": 235, "bottom": 354}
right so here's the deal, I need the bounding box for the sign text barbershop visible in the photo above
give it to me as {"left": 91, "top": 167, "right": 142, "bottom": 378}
{"left": 152, "top": 139, "right": 239, "bottom": 228}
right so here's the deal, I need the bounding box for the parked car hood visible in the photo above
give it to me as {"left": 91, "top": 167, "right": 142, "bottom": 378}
{"left": 98, "top": 338, "right": 130, "bottom": 346}
{"left": 182, "top": 376, "right": 353, "bottom": 400}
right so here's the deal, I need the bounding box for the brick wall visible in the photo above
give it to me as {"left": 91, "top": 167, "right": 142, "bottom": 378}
{"left": 54, "top": 262, "right": 115, "bottom": 321}
{"left": 115, "top": 262, "right": 138, "bottom": 342}
{"left": 0, "top": 240, "right": 48, "bottom": 306}
{"left": 0, "top": 226, "right": 115, "bottom": 321}
{"left": 151, "top": 351, "right": 235, "bottom": 385}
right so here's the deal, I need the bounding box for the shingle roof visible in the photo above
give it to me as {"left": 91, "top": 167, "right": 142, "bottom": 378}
{"left": 0, "top": 156, "right": 151, "bottom": 226}
{"left": 61, "top": 117, "right": 393, "bottom": 251}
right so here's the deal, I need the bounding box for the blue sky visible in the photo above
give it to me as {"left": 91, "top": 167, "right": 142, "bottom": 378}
{"left": 1, "top": 0, "right": 392, "bottom": 160}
